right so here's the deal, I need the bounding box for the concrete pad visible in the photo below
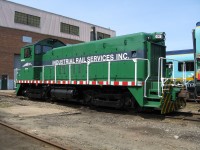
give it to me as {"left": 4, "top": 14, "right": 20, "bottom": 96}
{"left": 0, "top": 105, "right": 75, "bottom": 117}
{"left": 0, "top": 90, "right": 15, "bottom": 93}
{"left": 0, "top": 90, "right": 16, "bottom": 97}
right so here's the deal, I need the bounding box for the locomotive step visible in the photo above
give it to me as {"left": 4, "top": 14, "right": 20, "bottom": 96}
{"left": 148, "top": 89, "right": 159, "bottom": 96}
{"left": 143, "top": 101, "right": 160, "bottom": 108}
{"left": 146, "top": 96, "right": 160, "bottom": 99}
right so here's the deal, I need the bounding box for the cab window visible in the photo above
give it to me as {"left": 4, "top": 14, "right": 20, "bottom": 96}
{"left": 35, "top": 45, "right": 42, "bottom": 54}
{"left": 24, "top": 48, "right": 31, "bottom": 58}
{"left": 43, "top": 46, "right": 52, "bottom": 53}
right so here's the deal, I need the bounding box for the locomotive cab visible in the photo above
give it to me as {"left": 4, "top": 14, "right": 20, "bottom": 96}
{"left": 34, "top": 38, "right": 66, "bottom": 55}
{"left": 20, "top": 38, "right": 65, "bottom": 64}
{"left": 20, "top": 45, "right": 35, "bottom": 80}
{"left": 16, "top": 39, "right": 65, "bottom": 94}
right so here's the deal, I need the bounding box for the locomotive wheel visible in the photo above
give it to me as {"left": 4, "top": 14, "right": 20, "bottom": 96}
{"left": 123, "top": 93, "right": 141, "bottom": 112}
{"left": 23, "top": 88, "right": 30, "bottom": 98}
{"left": 82, "top": 90, "right": 94, "bottom": 105}
{"left": 179, "top": 97, "right": 186, "bottom": 108}
{"left": 174, "top": 97, "right": 186, "bottom": 110}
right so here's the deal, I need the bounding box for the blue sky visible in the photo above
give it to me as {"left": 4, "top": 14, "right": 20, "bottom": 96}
{"left": 9, "top": 0, "right": 200, "bottom": 51}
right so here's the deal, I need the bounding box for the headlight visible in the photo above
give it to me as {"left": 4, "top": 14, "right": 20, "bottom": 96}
{"left": 151, "top": 32, "right": 165, "bottom": 42}
{"left": 155, "top": 34, "right": 163, "bottom": 39}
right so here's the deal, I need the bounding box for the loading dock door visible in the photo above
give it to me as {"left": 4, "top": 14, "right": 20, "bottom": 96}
{"left": 1, "top": 75, "right": 8, "bottom": 90}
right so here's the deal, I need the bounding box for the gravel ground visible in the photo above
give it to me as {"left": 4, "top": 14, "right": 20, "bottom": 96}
{"left": 0, "top": 90, "right": 200, "bottom": 150}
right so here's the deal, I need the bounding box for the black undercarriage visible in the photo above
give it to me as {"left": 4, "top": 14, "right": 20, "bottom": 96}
{"left": 18, "top": 84, "right": 140, "bottom": 110}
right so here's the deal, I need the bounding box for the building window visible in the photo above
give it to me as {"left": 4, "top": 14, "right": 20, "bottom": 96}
{"left": 178, "top": 61, "right": 194, "bottom": 71}
{"left": 22, "top": 36, "right": 32, "bottom": 43}
{"left": 60, "top": 22, "right": 79, "bottom": 36}
{"left": 14, "top": 11, "right": 40, "bottom": 28}
{"left": 97, "top": 32, "right": 110, "bottom": 40}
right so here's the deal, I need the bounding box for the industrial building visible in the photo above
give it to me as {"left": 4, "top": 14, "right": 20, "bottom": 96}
{"left": 0, "top": 0, "right": 116, "bottom": 89}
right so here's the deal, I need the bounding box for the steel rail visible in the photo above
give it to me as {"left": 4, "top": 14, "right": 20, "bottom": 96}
{"left": 165, "top": 115, "right": 200, "bottom": 122}
{"left": 165, "top": 111, "right": 200, "bottom": 122}
{"left": 137, "top": 111, "right": 200, "bottom": 122}
{"left": 0, "top": 121, "right": 69, "bottom": 150}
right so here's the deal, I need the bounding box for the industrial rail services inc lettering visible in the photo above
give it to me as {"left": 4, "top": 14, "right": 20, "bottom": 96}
{"left": 52, "top": 52, "right": 130, "bottom": 65}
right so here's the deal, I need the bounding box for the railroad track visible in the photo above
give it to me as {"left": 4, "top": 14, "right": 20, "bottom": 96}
{"left": 60, "top": 102, "right": 200, "bottom": 122}
{"left": 165, "top": 111, "right": 200, "bottom": 122}
{"left": 136, "top": 111, "right": 200, "bottom": 122}
{"left": 0, "top": 121, "right": 69, "bottom": 150}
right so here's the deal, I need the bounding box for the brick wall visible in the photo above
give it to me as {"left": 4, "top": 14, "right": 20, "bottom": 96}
{"left": 0, "top": 26, "right": 82, "bottom": 79}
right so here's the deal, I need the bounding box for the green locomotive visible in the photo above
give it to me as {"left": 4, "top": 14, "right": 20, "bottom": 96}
{"left": 16, "top": 32, "right": 186, "bottom": 114}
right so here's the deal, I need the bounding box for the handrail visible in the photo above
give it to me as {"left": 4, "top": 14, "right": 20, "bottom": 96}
{"left": 69, "top": 64, "right": 71, "bottom": 84}
{"left": 19, "top": 58, "right": 150, "bottom": 94}
{"left": 14, "top": 68, "right": 21, "bottom": 88}
{"left": 42, "top": 66, "right": 44, "bottom": 82}
{"left": 54, "top": 65, "right": 57, "bottom": 83}
{"left": 87, "top": 63, "right": 89, "bottom": 84}
{"left": 132, "top": 58, "right": 150, "bottom": 97}
{"left": 108, "top": 61, "right": 111, "bottom": 84}
{"left": 158, "top": 57, "right": 186, "bottom": 97}
{"left": 87, "top": 58, "right": 149, "bottom": 92}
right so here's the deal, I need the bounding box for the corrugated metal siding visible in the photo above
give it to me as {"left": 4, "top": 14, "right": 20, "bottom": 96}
{"left": 0, "top": 0, "right": 116, "bottom": 42}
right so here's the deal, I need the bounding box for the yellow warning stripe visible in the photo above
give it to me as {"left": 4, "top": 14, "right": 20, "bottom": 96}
{"left": 165, "top": 94, "right": 171, "bottom": 113}
{"left": 161, "top": 79, "right": 183, "bottom": 114}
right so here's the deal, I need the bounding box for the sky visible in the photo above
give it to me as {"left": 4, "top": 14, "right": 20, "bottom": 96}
{"left": 8, "top": 0, "right": 200, "bottom": 51}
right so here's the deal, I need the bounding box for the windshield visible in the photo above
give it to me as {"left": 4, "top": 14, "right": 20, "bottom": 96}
{"left": 35, "top": 45, "right": 53, "bottom": 54}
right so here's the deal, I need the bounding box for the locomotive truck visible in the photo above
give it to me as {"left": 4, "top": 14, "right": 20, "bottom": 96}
{"left": 16, "top": 32, "right": 186, "bottom": 114}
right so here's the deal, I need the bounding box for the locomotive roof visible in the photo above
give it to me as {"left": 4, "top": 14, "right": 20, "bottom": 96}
{"left": 166, "top": 49, "right": 194, "bottom": 55}
{"left": 22, "top": 38, "right": 66, "bottom": 48}
{"left": 52, "top": 32, "right": 163, "bottom": 50}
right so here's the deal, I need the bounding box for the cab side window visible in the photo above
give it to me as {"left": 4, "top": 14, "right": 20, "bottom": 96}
{"left": 24, "top": 48, "right": 31, "bottom": 58}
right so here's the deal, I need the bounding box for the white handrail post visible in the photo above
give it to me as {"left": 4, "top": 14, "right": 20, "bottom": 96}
{"left": 108, "top": 61, "right": 111, "bottom": 85}
{"left": 158, "top": 57, "right": 161, "bottom": 97}
{"left": 183, "top": 62, "right": 186, "bottom": 84}
{"left": 172, "top": 61, "right": 175, "bottom": 83}
{"left": 161, "top": 58, "right": 164, "bottom": 94}
{"left": 54, "top": 65, "right": 57, "bottom": 83}
{"left": 133, "top": 59, "right": 137, "bottom": 85}
{"left": 182, "top": 62, "right": 184, "bottom": 83}
{"left": 185, "top": 62, "right": 186, "bottom": 84}
{"left": 69, "top": 64, "right": 71, "bottom": 84}
{"left": 144, "top": 59, "right": 150, "bottom": 97}
{"left": 143, "top": 59, "right": 150, "bottom": 97}
{"left": 161, "top": 58, "right": 163, "bottom": 82}
{"left": 42, "top": 66, "right": 44, "bottom": 82}
{"left": 87, "top": 62, "right": 90, "bottom": 84}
